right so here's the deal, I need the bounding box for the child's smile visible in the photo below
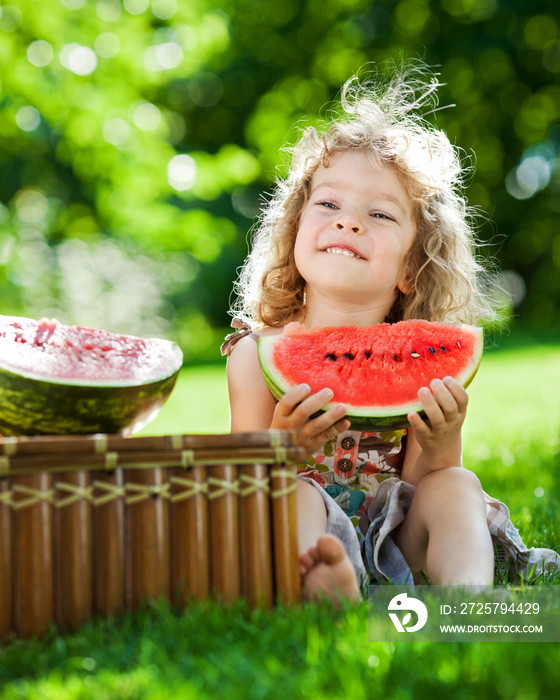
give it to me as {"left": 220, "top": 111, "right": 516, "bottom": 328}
{"left": 294, "top": 149, "right": 416, "bottom": 316}
{"left": 323, "top": 245, "right": 364, "bottom": 260}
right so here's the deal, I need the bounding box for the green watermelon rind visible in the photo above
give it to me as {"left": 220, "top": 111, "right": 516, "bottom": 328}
{"left": 258, "top": 325, "right": 483, "bottom": 432}
{"left": 0, "top": 342, "right": 183, "bottom": 437}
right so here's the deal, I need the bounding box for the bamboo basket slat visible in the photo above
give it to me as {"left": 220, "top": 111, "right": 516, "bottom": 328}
{"left": 271, "top": 468, "right": 300, "bottom": 605}
{"left": 55, "top": 470, "right": 93, "bottom": 630}
{"left": 0, "top": 432, "right": 304, "bottom": 640}
{"left": 240, "top": 463, "right": 274, "bottom": 608}
{"left": 93, "top": 469, "right": 125, "bottom": 618}
{"left": 0, "top": 479, "right": 11, "bottom": 637}
{"left": 171, "top": 466, "right": 210, "bottom": 603}
{"left": 0, "top": 431, "right": 294, "bottom": 456}
{"left": 126, "top": 467, "right": 171, "bottom": 610}
{"left": 209, "top": 464, "right": 241, "bottom": 602}
{"left": 0, "top": 448, "right": 303, "bottom": 476}
{"left": 12, "top": 473, "right": 55, "bottom": 637}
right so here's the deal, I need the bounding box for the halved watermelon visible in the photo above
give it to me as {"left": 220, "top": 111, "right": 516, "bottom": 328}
{"left": 258, "top": 320, "right": 483, "bottom": 431}
{"left": 0, "top": 315, "right": 183, "bottom": 436}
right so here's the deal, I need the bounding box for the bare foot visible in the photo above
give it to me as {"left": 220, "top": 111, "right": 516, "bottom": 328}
{"left": 299, "top": 534, "right": 361, "bottom": 604}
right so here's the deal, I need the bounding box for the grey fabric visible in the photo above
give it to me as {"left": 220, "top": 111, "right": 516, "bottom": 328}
{"left": 298, "top": 475, "right": 367, "bottom": 585}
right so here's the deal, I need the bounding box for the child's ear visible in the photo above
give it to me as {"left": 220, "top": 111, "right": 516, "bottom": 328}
{"left": 397, "top": 270, "right": 412, "bottom": 295}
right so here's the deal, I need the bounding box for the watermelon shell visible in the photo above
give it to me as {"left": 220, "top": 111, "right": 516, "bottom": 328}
{"left": 0, "top": 315, "right": 183, "bottom": 436}
{"left": 258, "top": 320, "right": 483, "bottom": 431}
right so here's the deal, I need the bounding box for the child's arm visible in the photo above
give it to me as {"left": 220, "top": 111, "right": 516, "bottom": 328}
{"left": 227, "top": 335, "right": 278, "bottom": 431}
{"left": 227, "top": 334, "right": 350, "bottom": 456}
{"left": 400, "top": 377, "right": 468, "bottom": 486}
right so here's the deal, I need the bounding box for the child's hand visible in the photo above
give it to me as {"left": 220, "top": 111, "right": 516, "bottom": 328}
{"left": 270, "top": 384, "right": 350, "bottom": 458}
{"left": 407, "top": 376, "right": 468, "bottom": 470}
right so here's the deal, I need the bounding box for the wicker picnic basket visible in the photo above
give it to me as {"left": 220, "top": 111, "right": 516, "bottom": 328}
{"left": 0, "top": 430, "right": 305, "bottom": 639}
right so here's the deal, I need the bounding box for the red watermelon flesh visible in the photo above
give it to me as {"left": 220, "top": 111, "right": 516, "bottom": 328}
{"left": 258, "top": 320, "right": 483, "bottom": 431}
{"left": 0, "top": 317, "right": 174, "bottom": 384}
{"left": 0, "top": 315, "right": 183, "bottom": 436}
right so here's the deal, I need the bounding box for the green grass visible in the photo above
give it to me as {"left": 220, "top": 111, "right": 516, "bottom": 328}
{"left": 3, "top": 599, "right": 560, "bottom": 699}
{"left": 1, "top": 342, "right": 560, "bottom": 698}
{"left": 137, "top": 364, "right": 230, "bottom": 436}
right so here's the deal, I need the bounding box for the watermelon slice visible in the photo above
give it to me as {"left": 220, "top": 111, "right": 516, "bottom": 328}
{"left": 0, "top": 315, "right": 183, "bottom": 436}
{"left": 258, "top": 320, "right": 483, "bottom": 431}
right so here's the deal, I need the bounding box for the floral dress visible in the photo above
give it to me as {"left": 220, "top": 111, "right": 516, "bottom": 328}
{"left": 221, "top": 324, "right": 560, "bottom": 586}
{"left": 299, "top": 428, "right": 560, "bottom": 585}
{"left": 297, "top": 429, "right": 406, "bottom": 545}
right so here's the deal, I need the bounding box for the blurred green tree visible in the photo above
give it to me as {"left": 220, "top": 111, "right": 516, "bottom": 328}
{"left": 0, "top": 0, "right": 558, "bottom": 361}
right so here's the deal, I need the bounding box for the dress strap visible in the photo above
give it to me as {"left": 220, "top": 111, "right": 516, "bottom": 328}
{"left": 220, "top": 318, "right": 256, "bottom": 357}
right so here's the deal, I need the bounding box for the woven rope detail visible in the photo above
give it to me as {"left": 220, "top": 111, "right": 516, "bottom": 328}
{"left": 239, "top": 473, "right": 270, "bottom": 497}
{"left": 104, "top": 452, "right": 119, "bottom": 470}
{"left": 180, "top": 450, "right": 194, "bottom": 468}
{"left": 125, "top": 482, "right": 171, "bottom": 505}
{"left": 171, "top": 434, "right": 183, "bottom": 450}
{"left": 207, "top": 476, "right": 240, "bottom": 500}
{"left": 1, "top": 467, "right": 297, "bottom": 508}
{"left": 93, "top": 433, "right": 109, "bottom": 452}
{"left": 269, "top": 468, "right": 297, "bottom": 499}
{"left": 11, "top": 484, "right": 54, "bottom": 510}
{"left": 2, "top": 437, "right": 18, "bottom": 456}
{"left": 0, "top": 457, "right": 9, "bottom": 477}
{"left": 55, "top": 481, "right": 93, "bottom": 509}
{"left": 92, "top": 480, "right": 125, "bottom": 506}
{"left": 169, "top": 476, "right": 208, "bottom": 502}
{"left": 274, "top": 447, "right": 288, "bottom": 464}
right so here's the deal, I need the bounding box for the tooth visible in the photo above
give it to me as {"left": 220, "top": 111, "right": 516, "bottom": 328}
{"left": 325, "top": 247, "right": 359, "bottom": 259}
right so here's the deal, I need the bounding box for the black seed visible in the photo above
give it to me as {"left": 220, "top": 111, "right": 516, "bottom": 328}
{"left": 325, "top": 353, "right": 337, "bottom": 361}
{"left": 440, "top": 345, "right": 447, "bottom": 352}
{"left": 343, "top": 353, "right": 354, "bottom": 360}
{"left": 429, "top": 346, "right": 436, "bottom": 355}
{"left": 365, "top": 350, "right": 371, "bottom": 359}
{"left": 394, "top": 354, "right": 400, "bottom": 362}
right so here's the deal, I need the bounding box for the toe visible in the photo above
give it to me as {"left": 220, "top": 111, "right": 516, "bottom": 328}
{"left": 316, "top": 534, "right": 346, "bottom": 565}
{"left": 298, "top": 551, "right": 314, "bottom": 574}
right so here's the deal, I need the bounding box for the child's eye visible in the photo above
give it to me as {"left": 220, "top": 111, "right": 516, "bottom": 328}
{"left": 371, "top": 211, "right": 395, "bottom": 222}
{"left": 317, "top": 200, "right": 338, "bottom": 210}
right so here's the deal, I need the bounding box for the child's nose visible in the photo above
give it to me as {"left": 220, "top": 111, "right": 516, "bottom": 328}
{"left": 335, "top": 219, "right": 361, "bottom": 234}
{"left": 334, "top": 208, "right": 363, "bottom": 233}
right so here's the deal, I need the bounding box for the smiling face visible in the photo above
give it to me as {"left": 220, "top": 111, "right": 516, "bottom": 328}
{"left": 294, "top": 149, "right": 417, "bottom": 322}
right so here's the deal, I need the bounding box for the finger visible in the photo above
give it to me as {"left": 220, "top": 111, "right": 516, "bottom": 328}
{"left": 442, "top": 376, "right": 469, "bottom": 412}
{"left": 304, "top": 403, "right": 347, "bottom": 437}
{"left": 334, "top": 417, "right": 352, "bottom": 432}
{"left": 316, "top": 416, "right": 352, "bottom": 443}
{"left": 418, "top": 386, "right": 445, "bottom": 428}
{"left": 275, "top": 384, "right": 311, "bottom": 416}
{"left": 429, "top": 379, "right": 459, "bottom": 419}
{"left": 407, "top": 410, "right": 430, "bottom": 436}
{"left": 293, "top": 388, "right": 337, "bottom": 423}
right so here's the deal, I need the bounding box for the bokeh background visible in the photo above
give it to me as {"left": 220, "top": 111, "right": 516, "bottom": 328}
{"left": 0, "top": 0, "right": 558, "bottom": 363}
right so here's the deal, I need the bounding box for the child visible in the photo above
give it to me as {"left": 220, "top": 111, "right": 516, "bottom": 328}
{"left": 222, "top": 64, "right": 560, "bottom": 602}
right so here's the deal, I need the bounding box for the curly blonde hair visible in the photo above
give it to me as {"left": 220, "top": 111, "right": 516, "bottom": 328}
{"left": 231, "top": 63, "right": 497, "bottom": 329}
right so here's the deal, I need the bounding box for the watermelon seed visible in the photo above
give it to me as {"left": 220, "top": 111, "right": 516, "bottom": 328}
{"left": 343, "top": 353, "right": 354, "bottom": 360}
{"left": 411, "top": 352, "right": 420, "bottom": 358}
{"left": 325, "top": 353, "right": 337, "bottom": 361}
{"left": 365, "top": 350, "right": 371, "bottom": 359}
{"left": 440, "top": 345, "right": 447, "bottom": 352}
{"left": 429, "top": 346, "right": 436, "bottom": 355}
{"left": 394, "top": 354, "right": 400, "bottom": 362}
